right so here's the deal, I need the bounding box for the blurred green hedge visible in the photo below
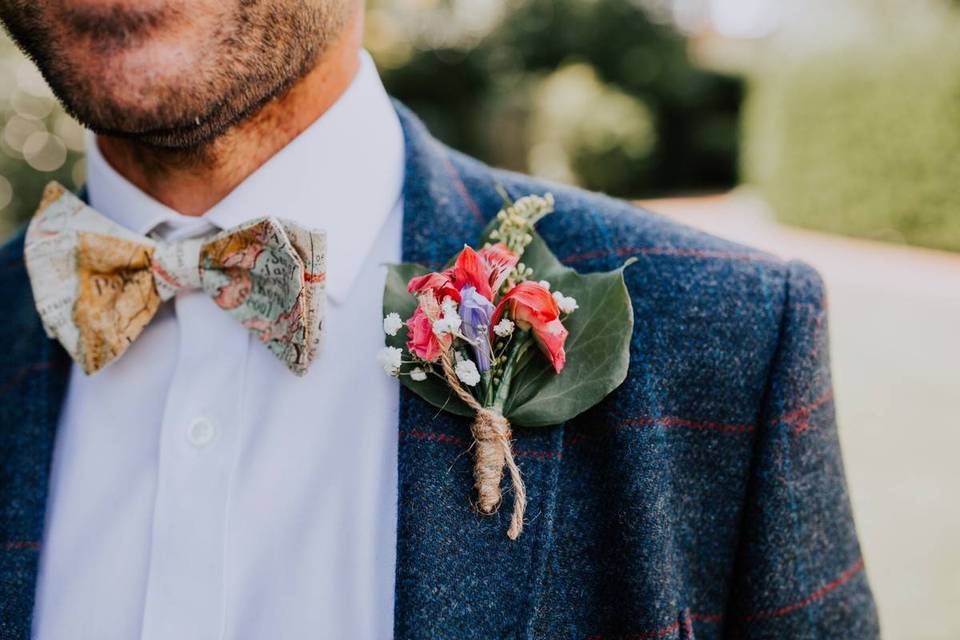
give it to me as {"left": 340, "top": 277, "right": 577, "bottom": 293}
{"left": 742, "top": 35, "right": 960, "bottom": 253}
{"left": 374, "top": 0, "right": 742, "bottom": 199}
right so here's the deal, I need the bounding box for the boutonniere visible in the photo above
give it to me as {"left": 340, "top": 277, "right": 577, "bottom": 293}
{"left": 380, "top": 192, "right": 634, "bottom": 539}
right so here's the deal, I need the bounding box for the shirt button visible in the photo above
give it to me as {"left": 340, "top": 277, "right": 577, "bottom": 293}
{"left": 187, "top": 417, "right": 216, "bottom": 448}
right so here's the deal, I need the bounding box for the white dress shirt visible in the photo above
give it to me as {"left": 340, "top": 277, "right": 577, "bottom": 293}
{"left": 32, "top": 51, "right": 404, "bottom": 640}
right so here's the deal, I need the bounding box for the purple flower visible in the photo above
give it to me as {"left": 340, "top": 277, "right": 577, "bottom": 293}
{"left": 458, "top": 285, "right": 495, "bottom": 372}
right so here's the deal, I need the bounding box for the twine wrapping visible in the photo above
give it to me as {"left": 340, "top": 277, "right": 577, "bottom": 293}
{"left": 415, "top": 292, "right": 526, "bottom": 539}
{"left": 439, "top": 348, "right": 527, "bottom": 540}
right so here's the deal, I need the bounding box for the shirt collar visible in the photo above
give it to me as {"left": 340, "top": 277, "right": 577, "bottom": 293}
{"left": 83, "top": 50, "right": 405, "bottom": 305}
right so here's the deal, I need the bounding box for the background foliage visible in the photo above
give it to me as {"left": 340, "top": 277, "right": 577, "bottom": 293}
{"left": 739, "top": 4, "right": 960, "bottom": 252}
{"left": 372, "top": 0, "right": 741, "bottom": 199}
{"left": 0, "top": 37, "right": 84, "bottom": 239}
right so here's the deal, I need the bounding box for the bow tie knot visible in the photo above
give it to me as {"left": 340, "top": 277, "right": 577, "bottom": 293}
{"left": 25, "top": 182, "right": 327, "bottom": 376}
{"left": 150, "top": 237, "right": 205, "bottom": 301}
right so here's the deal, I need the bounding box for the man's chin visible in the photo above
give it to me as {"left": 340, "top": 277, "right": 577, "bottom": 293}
{"left": 85, "top": 120, "right": 217, "bottom": 151}
{"left": 76, "top": 104, "right": 228, "bottom": 151}
{"left": 70, "top": 82, "right": 266, "bottom": 151}
{"left": 53, "top": 88, "right": 196, "bottom": 149}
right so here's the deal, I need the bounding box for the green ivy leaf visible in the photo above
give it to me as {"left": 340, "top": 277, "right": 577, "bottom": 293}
{"left": 382, "top": 229, "right": 634, "bottom": 427}
{"left": 493, "top": 230, "right": 634, "bottom": 427}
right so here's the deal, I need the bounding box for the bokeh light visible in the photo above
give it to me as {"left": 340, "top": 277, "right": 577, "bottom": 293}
{"left": 3, "top": 115, "right": 45, "bottom": 155}
{"left": 0, "top": 35, "right": 81, "bottom": 235}
{"left": 0, "top": 174, "right": 11, "bottom": 211}
{"left": 23, "top": 131, "right": 67, "bottom": 172}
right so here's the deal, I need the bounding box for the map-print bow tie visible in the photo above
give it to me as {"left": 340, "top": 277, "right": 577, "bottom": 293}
{"left": 24, "top": 182, "right": 326, "bottom": 376}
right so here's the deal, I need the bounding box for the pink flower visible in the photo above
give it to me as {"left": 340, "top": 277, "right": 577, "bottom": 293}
{"left": 405, "top": 307, "right": 442, "bottom": 362}
{"left": 406, "top": 271, "right": 461, "bottom": 304}
{"left": 492, "top": 282, "right": 568, "bottom": 373}
{"left": 407, "top": 243, "right": 519, "bottom": 303}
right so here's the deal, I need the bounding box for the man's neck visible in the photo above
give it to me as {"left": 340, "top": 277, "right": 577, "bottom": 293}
{"left": 94, "top": 14, "right": 363, "bottom": 217}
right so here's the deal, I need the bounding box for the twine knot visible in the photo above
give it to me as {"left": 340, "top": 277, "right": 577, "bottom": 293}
{"left": 437, "top": 343, "right": 528, "bottom": 540}
{"left": 472, "top": 407, "right": 526, "bottom": 540}
{"left": 472, "top": 408, "right": 512, "bottom": 513}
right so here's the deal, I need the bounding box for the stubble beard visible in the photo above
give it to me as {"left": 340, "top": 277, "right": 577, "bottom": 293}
{"left": 0, "top": 0, "right": 351, "bottom": 151}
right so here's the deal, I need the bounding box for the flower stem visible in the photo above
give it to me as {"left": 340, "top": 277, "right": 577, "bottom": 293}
{"left": 481, "top": 370, "right": 494, "bottom": 406}
{"left": 492, "top": 330, "right": 532, "bottom": 414}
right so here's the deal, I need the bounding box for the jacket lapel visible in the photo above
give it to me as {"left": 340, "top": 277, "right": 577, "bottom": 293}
{"left": 0, "top": 230, "right": 70, "bottom": 636}
{"left": 393, "top": 104, "right": 565, "bottom": 638}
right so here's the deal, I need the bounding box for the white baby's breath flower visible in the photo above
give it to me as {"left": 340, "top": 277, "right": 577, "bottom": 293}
{"left": 493, "top": 318, "right": 515, "bottom": 338}
{"left": 410, "top": 367, "right": 427, "bottom": 382}
{"left": 441, "top": 295, "right": 459, "bottom": 316}
{"left": 538, "top": 280, "right": 551, "bottom": 290}
{"left": 454, "top": 358, "right": 481, "bottom": 386}
{"left": 432, "top": 313, "right": 462, "bottom": 338}
{"left": 376, "top": 346, "right": 403, "bottom": 376}
{"left": 383, "top": 312, "right": 403, "bottom": 336}
{"left": 552, "top": 290, "right": 579, "bottom": 314}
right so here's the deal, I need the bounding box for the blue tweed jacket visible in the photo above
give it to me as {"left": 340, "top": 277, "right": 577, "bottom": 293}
{"left": 0, "top": 104, "right": 878, "bottom": 639}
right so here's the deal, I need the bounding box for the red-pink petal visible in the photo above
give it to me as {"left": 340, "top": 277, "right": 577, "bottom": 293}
{"left": 491, "top": 282, "right": 567, "bottom": 373}
{"left": 407, "top": 270, "right": 460, "bottom": 303}
{"left": 533, "top": 318, "right": 568, "bottom": 373}
{"left": 405, "top": 307, "right": 443, "bottom": 362}
{"left": 478, "top": 243, "right": 519, "bottom": 294}
{"left": 497, "top": 281, "right": 559, "bottom": 326}
{"left": 452, "top": 246, "right": 494, "bottom": 300}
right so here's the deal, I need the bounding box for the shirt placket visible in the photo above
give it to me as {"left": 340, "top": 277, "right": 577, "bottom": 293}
{"left": 139, "top": 286, "right": 250, "bottom": 640}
